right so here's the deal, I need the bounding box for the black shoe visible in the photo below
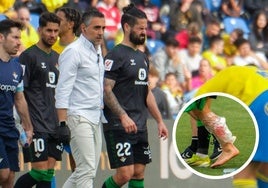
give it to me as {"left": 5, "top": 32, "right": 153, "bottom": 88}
{"left": 181, "top": 146, "right": 195, "bottom": 159}
{"left": 210, "top": 140, "right": 222, "bottom": 160}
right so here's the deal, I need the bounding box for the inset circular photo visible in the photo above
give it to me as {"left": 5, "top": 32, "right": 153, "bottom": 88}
{"left": 173, "top": 92, "right": 258, "bottom": 179}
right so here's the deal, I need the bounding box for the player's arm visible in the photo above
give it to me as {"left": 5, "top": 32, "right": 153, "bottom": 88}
{"left": 14, "top": 91, "right": 33, "bottom": 144}
{"left": 146, "top": 89, "right": 168, "bottom": 139}
{"left": 104, "top": 77, "right": 137, "bottom": 133}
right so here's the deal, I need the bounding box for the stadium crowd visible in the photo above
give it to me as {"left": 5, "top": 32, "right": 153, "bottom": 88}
{"left": 1, "top": 0, "right": 268, "bottom": 188}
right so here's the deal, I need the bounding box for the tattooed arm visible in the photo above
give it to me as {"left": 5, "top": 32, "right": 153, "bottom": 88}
{"left": 104, "top": 78, "right": 137, "bottom": 133}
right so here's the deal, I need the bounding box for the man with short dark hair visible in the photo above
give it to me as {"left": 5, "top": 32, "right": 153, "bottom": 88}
{"left": 14, "top": 12, "right": 63, "bottom": 188}
{"left": 0, "top": 19, "right": 33, "bottom": 188}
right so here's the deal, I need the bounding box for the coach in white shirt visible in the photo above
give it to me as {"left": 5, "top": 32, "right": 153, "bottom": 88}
{"left": 55, "top": 9, "right": 105, "bottom": 188}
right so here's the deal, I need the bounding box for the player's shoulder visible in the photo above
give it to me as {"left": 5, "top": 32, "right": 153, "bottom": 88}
{"left": 50, "top": 48, "right": 59, "bottom": 57}
{"left": 23, "top": 45, "right": 37, "bottom": 54}
{"left": 105, "top": 44, "right": 126, "bottom": 59}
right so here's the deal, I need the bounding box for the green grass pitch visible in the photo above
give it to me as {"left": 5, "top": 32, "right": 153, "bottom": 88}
{"left": 175, "top": 96, "right": 257, "bottom": 176}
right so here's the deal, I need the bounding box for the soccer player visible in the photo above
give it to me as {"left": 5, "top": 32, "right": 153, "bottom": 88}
{"left": 184, "top": 96, "right": 239, "bottom": 168}
{"left": 14, "top": 12, "right": 64, "bottom": 188}
{"left": 196, "top": 65, "right": 268, "bottom": 188}
{"left": 53, "top": 7, "right": 81, "bottom": 54}
{"left": 0, "top": 19, "right": 33, "bottom": 188}
{"left": 102, "top": 3, "right": 168, "bottom": 188}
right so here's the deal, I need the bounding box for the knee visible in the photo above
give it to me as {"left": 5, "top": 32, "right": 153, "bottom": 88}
{"left": 118, "top": 173, "right": 133, "bottom": 183}
{"left": 115, "top": 170, "right": 134, "bottom": 184}
{"left": 0, "top": 169, "right": 10, "bottom": 183}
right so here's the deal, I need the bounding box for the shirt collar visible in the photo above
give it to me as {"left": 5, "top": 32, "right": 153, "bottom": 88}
{"left": 80, "top": 34, "right": 101, "bottom": 54}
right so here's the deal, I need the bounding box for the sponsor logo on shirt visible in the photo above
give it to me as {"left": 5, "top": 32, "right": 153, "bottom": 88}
{"left": 0, "top": 84, "right": 16, "bottom": 92}
{"left": 46, "top": 72, "right": 57, "bottom": 88}
{"left": 104, "top": 59, "right": 114, "bottom": 71}
{"left": 135, "top": 68, "right": 148, "bottom": 85}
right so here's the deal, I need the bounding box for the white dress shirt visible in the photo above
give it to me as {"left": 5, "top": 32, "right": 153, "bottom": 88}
{"left": 55, "top": 34, "right": 104, "bottom": 124}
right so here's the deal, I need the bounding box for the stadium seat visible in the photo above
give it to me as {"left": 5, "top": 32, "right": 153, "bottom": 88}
{"left": 0, "top": 14, "right": 7, "bottom": 21}
{"left": 30, "top": 13, "right": 40, "bottom": 30}
{"left": 223, "top": 17, "right": 250, "bottom": 38}
{"left": 151, "top": 0, "right": 161, "bottom": 8}
{"left": 146, "top": 39, "right": 165, "bottom": 55}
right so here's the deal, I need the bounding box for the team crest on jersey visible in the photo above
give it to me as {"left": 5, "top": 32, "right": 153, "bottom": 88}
{"left": 105, "top": 59, "right": 114, "bottom": 71}
{"left": 13, "top": 72, "right": 18, "bottom": 79}
{"left": 120, "top": 157, "right": 127, "bottom": 162}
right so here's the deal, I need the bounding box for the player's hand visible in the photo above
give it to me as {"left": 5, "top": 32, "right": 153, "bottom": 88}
{"left": 25, "top": 129, "right": 33, "bottom": 145}
{"left": 120, "top": 113, "right": 138, "bottom": 134}
{"left": 158, "top": 121, "right": 168, "bottom": 140}
{"left": 56, "top": 123, "right": 71, "bottom": 145}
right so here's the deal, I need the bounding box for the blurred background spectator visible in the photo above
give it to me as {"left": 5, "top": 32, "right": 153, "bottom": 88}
{"left": 183, "top": 58, "right": 213, "bottom": 101}
{"left": 152, "top": 37, "right": 184, "bottom": 83}
{"left": 202, "top": 18, "right": 221, "bottom": 50}
{"left": 168, "top": 0, "right": 203, "bottom": 37}
{"left": 14, "top": 0, "right": 47, "bottom": 15}
{"left": 244, "top": 0, "right": 268, "bottom": 20}
{"left": 175, "top": 22, "right": 202, "bottom": 49}
{"left": 97, "top": 0, "right": 121, "bottom": 42}
{"left": 137, "top": 0, "right": 166, "bottom": 40}
{"left": 178, "top": 36, "right": 203, "bottom": 77}
{"left": 202, "top": 35, "right": 227, "bottom": 74}
{"left": 233, "top": 38, "right": 268, "bottom": 69}
{"left": 220, "top": 0, "right": 247, "bottom": 20}
{"left": 222, "top": 28, "right": 244, "bottom": 64}
{"left": 15, "top": 5, "right": 39, "bottom": 54}
{"left": 161, "top": 72, "right": 184, "bottom": 118}
{"left": 223, "top": 28, "right": 243, "bottom": 57}
{"left": 190, "top": 58, "right": 213, "bottom": 90}
{"left": 248, "top": 10, "right": 268, "bottom": 58}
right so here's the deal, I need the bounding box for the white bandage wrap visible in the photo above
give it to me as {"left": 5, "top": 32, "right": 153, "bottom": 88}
{"left": 202, "top": 112, "right": 236, "bottom": 144}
